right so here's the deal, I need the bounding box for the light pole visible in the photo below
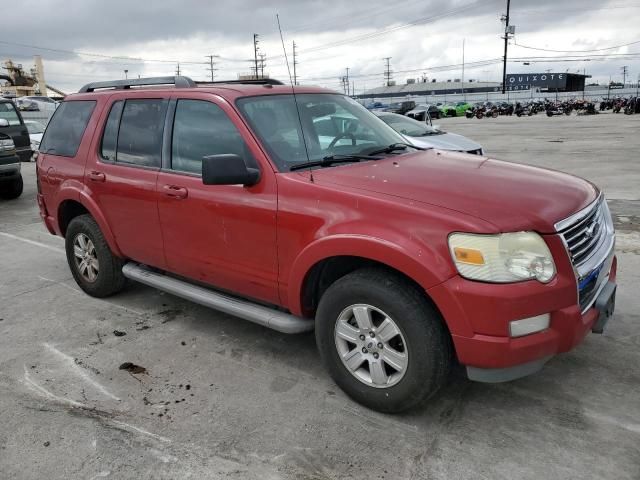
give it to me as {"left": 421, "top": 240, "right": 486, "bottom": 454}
{"left": 124, "top": 69, "right": 128, "bottom": 79}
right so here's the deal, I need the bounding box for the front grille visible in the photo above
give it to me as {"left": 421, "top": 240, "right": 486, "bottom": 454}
{"left": 561, "top": 200, "right": 606, "bottom": 266}
{"left": 557, "top": 197, "right": 612, "bottom": 311}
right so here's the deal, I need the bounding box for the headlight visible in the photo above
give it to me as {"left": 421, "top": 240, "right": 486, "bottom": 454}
{"left": 448, "top": 232, "right": 556, "bottom": 283}
{"left": 0, "top": 138, "right": 15, "bottom": 152}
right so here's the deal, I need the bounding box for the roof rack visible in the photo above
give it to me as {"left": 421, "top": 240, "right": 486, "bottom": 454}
{"left": 196, "top": 79, "right": 285, "bottom": 86}
{"left": 78, "top": 76, "right": 196, "bottom": 93}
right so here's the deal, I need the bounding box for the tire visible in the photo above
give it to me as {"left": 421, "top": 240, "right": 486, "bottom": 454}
{"left": 0, "top": 175, "right": 23, "bottom": 200}
{"left": 315, "top": 268, "right": 451, "bottom": 413}
{"left": 65, "top": 214, "right": 126, "bottom": 298}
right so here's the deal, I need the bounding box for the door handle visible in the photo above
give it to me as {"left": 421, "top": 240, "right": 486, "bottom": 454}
{"left": 163, "top": 184, "right": 188, "bottom": 199}
{"left": 88, "top": 171, "right": 106, "bottom": 182}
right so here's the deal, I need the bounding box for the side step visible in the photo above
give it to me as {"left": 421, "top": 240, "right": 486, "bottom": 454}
{"left": 122, "top": 263, "right": 314, "bottom": 334}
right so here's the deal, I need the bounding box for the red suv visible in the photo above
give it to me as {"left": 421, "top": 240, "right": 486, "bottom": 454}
{"left": 36, "top": 76, "right": 617, "bottom": 412}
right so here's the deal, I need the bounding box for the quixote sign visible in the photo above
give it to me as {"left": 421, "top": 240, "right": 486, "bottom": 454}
{"left": 506, "top": 73, "right": 567, "bottom": 89}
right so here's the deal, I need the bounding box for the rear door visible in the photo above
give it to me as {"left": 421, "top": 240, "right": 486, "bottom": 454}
{"left": 156, "top": 93, "right": 279, "bottom": 304}
{"left": 0, "top": 100, "right": 31, "bottom": 161}
{"left": 85, "top": 95, "right": 168, "bottom": 268}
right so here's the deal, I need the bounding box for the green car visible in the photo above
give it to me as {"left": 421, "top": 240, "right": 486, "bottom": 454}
{"left": 439, "top": 101, "right": 472, "bottom": 117}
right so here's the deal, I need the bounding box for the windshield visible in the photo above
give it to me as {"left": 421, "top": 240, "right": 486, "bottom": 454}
{"left": 237, "top": 94, "right": 406, "bottom": 172}
{"left": 378, "top": 114, "right": 442, "bottom": 137}
{"left": 25, "top": 121, "right": 46, "bottom": 134}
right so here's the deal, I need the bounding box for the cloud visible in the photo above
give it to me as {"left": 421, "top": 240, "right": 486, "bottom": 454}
{"left": 1, "top": 0, "right": 637, "bottom": 93}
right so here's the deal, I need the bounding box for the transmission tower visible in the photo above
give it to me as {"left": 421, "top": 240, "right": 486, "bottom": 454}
{"left": 292, "top": 41, "right": 299, "bottom": 85}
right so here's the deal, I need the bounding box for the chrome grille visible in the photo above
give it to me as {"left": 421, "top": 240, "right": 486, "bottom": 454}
{"left": 561, "top": 201, "right": 606, "bottom": 266}
{"left": 556, "top": 196, "right": 615, "bottom": 312}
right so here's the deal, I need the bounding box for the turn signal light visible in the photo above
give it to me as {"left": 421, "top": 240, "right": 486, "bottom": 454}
{"left": 453, "top": 247, "right": 485, "bottom": 265}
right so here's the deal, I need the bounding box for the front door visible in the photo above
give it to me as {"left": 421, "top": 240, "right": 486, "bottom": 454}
{"left": 156, "top": 95, "right": 279, "bottom": 305}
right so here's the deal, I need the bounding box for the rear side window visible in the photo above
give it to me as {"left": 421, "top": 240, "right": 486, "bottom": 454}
{"left": 39, "top": 101, "right": 96, "bottom": 157}
{"left": 100, "top": 101, "right": 124, "bottom": 161}
{"left": 116, "top": 99, "right": 168, "bottom": 167}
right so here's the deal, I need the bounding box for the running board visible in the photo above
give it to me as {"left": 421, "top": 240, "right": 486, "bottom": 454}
{"left": 122, "top": 263, "right": 314, "bottom": 334}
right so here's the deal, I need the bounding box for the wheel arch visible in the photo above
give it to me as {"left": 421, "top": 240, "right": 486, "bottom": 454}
{"left": 288, "top": 235, "right": 453, "bottom": 318}
{"left": 57, "top": 192, "right": 123, "bottom": 257}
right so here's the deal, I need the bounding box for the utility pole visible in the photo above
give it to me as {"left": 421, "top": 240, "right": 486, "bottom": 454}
{"left": 345, "top": 67, "right": 350, "bottom": 96}
{"left": 258, "top": 53, "right": 267, "bottom": 79}
{"left": 253, "top": 34, "right": 260, "bottom": 80}
{"left": 621, "top": 65, "right": 628, "bottom": 87}
{"left": 383, "top": 57, "right": 393, "bottom": 87}
{"left": 461, "top": 38, "right": 465, "bottom": 101}
{"left": 501, "top": 0, "right": 512, "bottom": 94}
{"left": 175, "top": 62, "right": 181, "bottom": 76}
{"left": 292, "top": 41, "right": 298, "bottom": 85}
{"left": 206, "top": 55, "right": 219, "bottom": 82}
{"left": 124, "top": 69, "right": 128, "bottom": 79}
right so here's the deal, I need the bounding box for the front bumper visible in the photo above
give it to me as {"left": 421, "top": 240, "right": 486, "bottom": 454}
{"left": 428, "top": 233, "right": 617, "bottom": 382}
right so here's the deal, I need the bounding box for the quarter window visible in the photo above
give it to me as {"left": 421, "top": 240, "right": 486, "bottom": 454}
{"left": 171, "top": 99, "right": 250, "bottom": 174}
{"left": 39, "top": 100, "right": 96, "bottom": 157}
{"left": 116, "top": 99, "right": 168, "bottom": 167}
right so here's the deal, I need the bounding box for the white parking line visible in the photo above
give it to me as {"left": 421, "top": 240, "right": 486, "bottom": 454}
{"left": 0, "top": 231, "right": 65, "bottom": 254}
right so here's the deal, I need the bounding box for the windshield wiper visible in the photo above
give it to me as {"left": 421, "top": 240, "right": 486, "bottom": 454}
{"left": 289, "top": 154, "right": 382, "bottom": 171}
{"left": 365, "top": 142, "right": 428, "bottom": 156}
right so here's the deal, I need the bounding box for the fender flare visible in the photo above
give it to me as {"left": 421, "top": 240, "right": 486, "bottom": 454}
{"left": 55, "top": 186, "right": 123, "bottom": 258}
{"left": 286, "top": 234, "right": 451, "bottom": 316}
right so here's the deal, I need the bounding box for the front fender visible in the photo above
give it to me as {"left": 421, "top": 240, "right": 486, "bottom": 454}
{"left": 286, "top": 234, "right": 454, "bottom": 316}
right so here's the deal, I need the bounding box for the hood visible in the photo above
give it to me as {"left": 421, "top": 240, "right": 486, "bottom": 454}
{"left": 404, "top": 132, "right": 482, "bottom": 153}
{"left": 311, "top": 150, "right": 597, "bottom": 233}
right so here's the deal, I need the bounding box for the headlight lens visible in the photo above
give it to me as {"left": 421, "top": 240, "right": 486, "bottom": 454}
{"left": 0, "top": 138, "right": 15, "bottom": 151}
{"left": 448, "top": 232, "right": 556, "bottom": 283}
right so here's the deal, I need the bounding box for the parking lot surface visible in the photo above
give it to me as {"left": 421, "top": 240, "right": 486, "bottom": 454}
{"left": 0, "top": 113, "right": 638, "bottom": 479}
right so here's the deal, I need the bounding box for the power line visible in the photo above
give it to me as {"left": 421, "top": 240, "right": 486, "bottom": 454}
{"left": 271, "top": 0, "right": 499, "bottom": 58}
{"left": 514, "top": 39, "right": 640, "bottom": 53}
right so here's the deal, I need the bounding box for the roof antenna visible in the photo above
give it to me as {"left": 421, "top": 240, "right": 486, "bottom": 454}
{"left": 276, "top": 13, "right": 314, "bottom": 182}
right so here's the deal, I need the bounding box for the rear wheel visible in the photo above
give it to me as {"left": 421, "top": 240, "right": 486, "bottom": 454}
{"left": 65, "top": 214, "right": 126, "bottom": 297}
{"left": 315, "top": 268, "right": 451, "bottom": 413}
{"left": 0, "top": 175, "right": 23, "bottom": 200}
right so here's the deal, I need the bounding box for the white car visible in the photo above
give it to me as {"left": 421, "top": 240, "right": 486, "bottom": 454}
{"left": 24, "top": 120, "right": 46, "bottom": 159}
{"left": 374, "top": 112, "right": 484, "bottom": 155}
{"left": 18, "top": 96, "right": 58, "bottom": 113}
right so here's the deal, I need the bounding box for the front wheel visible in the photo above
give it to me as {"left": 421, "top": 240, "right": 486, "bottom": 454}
{"left": 315, "top": 268, "right": 451, "bottom": 413}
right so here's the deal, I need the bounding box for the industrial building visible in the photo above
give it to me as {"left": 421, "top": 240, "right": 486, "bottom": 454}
{"left": 355, "top": 72, "right": 590, "bottom": 100}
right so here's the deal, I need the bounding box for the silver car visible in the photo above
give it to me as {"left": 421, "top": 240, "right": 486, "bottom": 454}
{"left": 374, "top": 112, "right": 484, "bottom": 155}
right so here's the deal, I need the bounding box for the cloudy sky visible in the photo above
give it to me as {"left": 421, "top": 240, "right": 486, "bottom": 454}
{"left": 1, "top": 0, "right": 639, "bottom": 94}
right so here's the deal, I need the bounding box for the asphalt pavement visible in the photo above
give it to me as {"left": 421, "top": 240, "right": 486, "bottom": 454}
{"left": 0, "top": 112, "right": 638, "bottom": 479}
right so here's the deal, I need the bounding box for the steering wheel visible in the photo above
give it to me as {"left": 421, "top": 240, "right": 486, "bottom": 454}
{"left": 328, "top": 132, "right": 357, "bottom": 149}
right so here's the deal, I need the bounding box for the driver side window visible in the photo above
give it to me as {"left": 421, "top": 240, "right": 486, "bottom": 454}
{"left": 171, "top": 100, "right": 254, "bottom": 175}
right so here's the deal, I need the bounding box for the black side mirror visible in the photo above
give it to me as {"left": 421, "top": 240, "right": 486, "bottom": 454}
{"left": 202, "top": 154, "right": 260, "bottom": 186}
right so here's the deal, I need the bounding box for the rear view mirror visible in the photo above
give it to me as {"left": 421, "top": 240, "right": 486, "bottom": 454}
{"left": 307, "top": 103, "right": 336, "bottom": 117}
{"left": 0, "top": 118, "right": 9, "bottom": 127}
{"left": 202, "top": 154, "right": 260, "bottom": 186}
